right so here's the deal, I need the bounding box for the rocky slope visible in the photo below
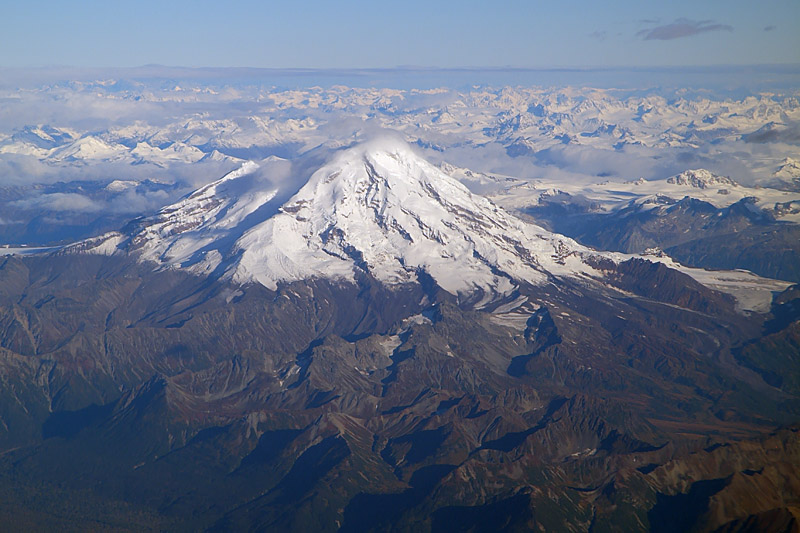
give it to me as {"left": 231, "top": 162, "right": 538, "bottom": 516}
{"left": 0, "top": 242, "right": 796, "bottom": 530}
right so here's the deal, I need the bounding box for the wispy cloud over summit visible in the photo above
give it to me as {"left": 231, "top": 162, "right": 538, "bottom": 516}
{"left": 637, "top": 18, "right": 733, "bottom": 41}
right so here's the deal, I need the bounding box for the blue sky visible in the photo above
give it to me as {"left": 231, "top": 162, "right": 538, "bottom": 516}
{"left": 2, "top": 0, "right": 798, "bottom": 68}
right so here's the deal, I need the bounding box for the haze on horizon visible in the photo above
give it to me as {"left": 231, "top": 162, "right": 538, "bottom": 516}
{"left": 2, "top": 0, "right": 798, "bottom": 69}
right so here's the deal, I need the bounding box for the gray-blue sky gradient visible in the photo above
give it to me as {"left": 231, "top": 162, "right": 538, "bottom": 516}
{"left": 2, "top": 0, "right": 798, "bottom": 67}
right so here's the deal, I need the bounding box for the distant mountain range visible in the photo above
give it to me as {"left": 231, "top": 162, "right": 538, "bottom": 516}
{"left": 500, "top": 168, "right": 800, "bottom": 283}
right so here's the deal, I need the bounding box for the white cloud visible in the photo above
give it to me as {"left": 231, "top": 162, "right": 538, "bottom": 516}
{"left": 13, "top": 192, "right": 103, "bottom": 213}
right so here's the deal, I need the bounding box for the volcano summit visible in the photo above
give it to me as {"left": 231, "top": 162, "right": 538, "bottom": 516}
{"left": 79, "top": 140, "right": 613, "bottom": 305}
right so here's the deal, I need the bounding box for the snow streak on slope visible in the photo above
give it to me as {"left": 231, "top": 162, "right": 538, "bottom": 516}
{"left": 127, "top": 160, "right": 279, "bottom": 273}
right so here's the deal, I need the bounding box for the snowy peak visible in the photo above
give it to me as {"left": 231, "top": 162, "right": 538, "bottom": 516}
{"left": 775, "top": 158, "right": 800, "bottom": 179}
{"left": 50, "top": 136, "right": 130, "bottom": 162}
{"left": 12, "top": 124, "right": 77, "bottom": 149}
{"left": 81, "top": 140, "right": 606, "bottom": 302}
{"left": 231, "top": 140, "right": 597, "bottom": 297}
{"left": 667, "top": 169, "right": 737, "bottom": 189}
{"left": 131, "top": 141, "right": 206, "bottom": 165}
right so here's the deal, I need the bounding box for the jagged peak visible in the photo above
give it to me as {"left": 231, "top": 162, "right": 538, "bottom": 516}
{"left": 667, "top": 169, "right": 737, "bottom": 189}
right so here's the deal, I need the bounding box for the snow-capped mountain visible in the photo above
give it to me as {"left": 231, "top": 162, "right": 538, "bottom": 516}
{"left": 78, "top": 140, "right": 607, "bottom": 302}
{"left": 666, "top": 169, "right": 737, "bottom": 189}
{"left": 11, "top": 124, "right": 78, "bottom": 149}
{"left": 775, "top": 158, "right": 800, "bottom": 179}
{"left": 491, "top": 168, "right": 800, "bottom": 223}
{"left": 228, "top": 140, "right": 599, "bottom": 297}
{"left": 130, "top": 141, "right": 206, "bottom": 165}
{"left": 49, "top": 136, "right": 131, "bottom": 163}
{"left": 771, "top": 158, "right": 800, "bottom": 191}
